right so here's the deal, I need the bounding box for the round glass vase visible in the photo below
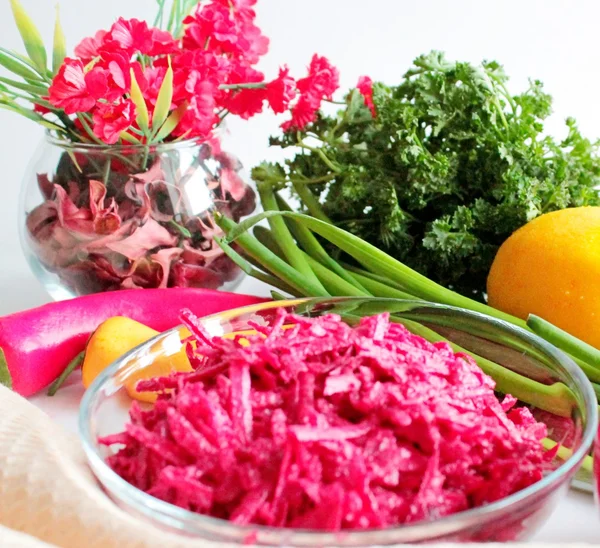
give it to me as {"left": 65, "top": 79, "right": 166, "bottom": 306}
{"left": 19, "top": 135, "right": 256, "bottom": 300}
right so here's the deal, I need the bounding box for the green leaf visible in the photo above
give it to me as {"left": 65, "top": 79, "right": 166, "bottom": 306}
{"left": 39, "top": 119, "right": 63, "bottom": 131}
{"left": 1, "top": 102, "right": 61, "bottom": 131}
{"left": 130, "top": 68, "right": 149, "bottom": 135}
{"left": 52, "top": 5, "right": 67, "bottom": 75}
{"left": 0, "top": 348, "right": 12, "bottom": 389}
{"left": 0, "top": 76, "right": 47, "bottom": 95}
{"left": 0, "top": 101, "right": 45, "bottom": 122}
{"left": 119, "top": 131, "right": 141, "bottom": 144}
{"left": 9, "top": 0, "right": 47, "bottom": 73}
{"left": 151, "top": 57, "right": 173, "bottom": 135}
{"left": 153, "top": 101, "right": 187, "bottom": 142}
{"left": 0, "top": 49, "right": 41, "bottom": 81}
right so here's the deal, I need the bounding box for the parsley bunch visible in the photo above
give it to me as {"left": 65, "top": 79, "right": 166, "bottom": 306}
{"left": 253, "top": 51, "right": 600, "bottom": 299}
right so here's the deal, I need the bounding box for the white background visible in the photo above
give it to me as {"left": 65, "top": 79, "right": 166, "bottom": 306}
{"left": 0, "top": 0, "right": 599, "bottom": 541}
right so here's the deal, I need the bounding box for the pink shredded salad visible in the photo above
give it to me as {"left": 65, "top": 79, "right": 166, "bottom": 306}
{"left": 101, "top": 309, "right": 549, "bottom": 531}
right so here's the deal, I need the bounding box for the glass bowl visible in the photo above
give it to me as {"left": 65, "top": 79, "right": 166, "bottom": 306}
{"left": 19, "top": 134, "right": 256, "bottom": 300}
{"left": 595, "top": 432, "right": 600, "bottom": 506}
{"left": 79, "top": 297, "right": 597, "bottom": 545}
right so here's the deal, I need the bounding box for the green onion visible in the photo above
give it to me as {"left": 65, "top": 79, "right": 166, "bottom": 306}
{"left": 215, "top": 214, "right": 330, "bottom": 298}
{"left": 528, "top": 314, "right": 600, "bottom": 372}
{"left": 542, "top": 438, "right": 593, "bottom": 474}
{"left": 256, "top": 183, "right": 326, "bottom": 293}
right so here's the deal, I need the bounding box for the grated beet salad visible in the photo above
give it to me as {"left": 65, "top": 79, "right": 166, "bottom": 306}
{"left": 101, "top": 310, "right": 549, "bottom": 531}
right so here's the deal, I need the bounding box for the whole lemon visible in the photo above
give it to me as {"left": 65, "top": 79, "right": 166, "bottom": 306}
{"left": 487, "top": 206, "right": 600, "bottom": 348}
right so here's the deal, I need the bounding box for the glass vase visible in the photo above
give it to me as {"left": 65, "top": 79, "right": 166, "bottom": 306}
{"left": 19, "top": 135, "right": 256, "bottom": 300}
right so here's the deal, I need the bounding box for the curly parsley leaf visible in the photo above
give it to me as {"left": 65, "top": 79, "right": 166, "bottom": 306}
{"left": 258, "top": 51, "right": 600, "bottom": 299}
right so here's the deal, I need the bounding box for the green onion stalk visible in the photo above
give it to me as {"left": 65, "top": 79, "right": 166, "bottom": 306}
{"left": 214, "top": 181, "right": 600, "bottom": 470}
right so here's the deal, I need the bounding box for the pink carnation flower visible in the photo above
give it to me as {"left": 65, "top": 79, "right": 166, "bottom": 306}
{"left": 48, "top": 58, "right": 107, "bottom": 115}
{"left": 107, "top": 18, "right": 178, "bottom": 57}
{"left": 266, "top": 67, "right": 296, "bottom": 114}
{"left": 92, "top": 99, "right": 136, "bottom": 144}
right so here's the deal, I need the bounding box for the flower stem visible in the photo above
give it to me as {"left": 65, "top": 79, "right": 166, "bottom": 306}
{"left": 47, "top": 351, "right": 85, "bottom": 396}
{"left": 298, "top": 141, "right": 341, "bottom": 173}
{"left": 102, "top": 159, "right": 112, "bottom": 187}
{"left": 168, "top": 219, "right": 192, "bottom": 238}
{"left": 76, "top": 113, "right": 104, "bottom": 144}
{"left": 219, "top": 82, "right": 266, "bottom": 90}
{"left": 141, "top": 145, "right": 150, "bottom": 171}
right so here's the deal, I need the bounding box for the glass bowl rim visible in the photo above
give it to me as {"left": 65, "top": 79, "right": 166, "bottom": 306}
{"left": 44, "top": 131, "right": 209, "bottom": 153}
{"left": 79, "top": 297, "right": 598, "bottom": 543}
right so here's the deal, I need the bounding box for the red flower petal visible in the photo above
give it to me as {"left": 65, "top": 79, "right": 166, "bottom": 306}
{"left": 149, "top": 28, "right": 180, "bottom": 56}
{"left": 181, "top": 238, "right": 225, "bottom": 267}
{"left": 74, "top": 30, "right": 108, "bottom": 63}
{"left": 183, "top": 3, "right": 268, "bottom": 64}
{"left": 26, "top": 201, "right": 57, "bottom": 242}
{"left": 107, "top": 18, "right": 178, "bottom": 57}
{"left": 92, "top": 99, "right": 135, "bottom": 144}
{"left": 83, "top": 68, "right": 109, "bottom": 100}
{"left": 357, "top": 75, "right": 376, "bottom": 117}
{"left": 48, "top": 58, "right": 97, "bottom": 115}
{"left": 173, "top": 81, "right": 217, "bottom": 140}
{"left": 126, "top": 246, "right": 183, "bottom": 289}
{"left": 170, "top": 261, "right": 225, "bottom": 289}
{"left": 33, "top": 101, "right": 52, "bottom": 116}
{"left": 219, "top": 61, "right": 266, "bottom": 119}
{"left": 281, "top": 55, "right": 339, "bottom": 132}
{"left": 151, "top": 247, "right": 184, "bottom": 288}
{"left": 296, "top": 54, "right": 340, "bottom": 100}
{"left": 281, "top": 96, "right": 319, "bottom": 132}
{"left": 37, "top": 174, "right": 54, "bottom": 200}
{"left": 266, "top": 66, "right": 296, "bottom": 114}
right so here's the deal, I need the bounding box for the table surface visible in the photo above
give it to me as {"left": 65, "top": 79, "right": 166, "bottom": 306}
{"left": 20, "top": 275, "right": 600, "bottom": 543}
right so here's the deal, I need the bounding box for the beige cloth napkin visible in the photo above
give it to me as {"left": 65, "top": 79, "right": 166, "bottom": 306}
{"left": 0, "top": 384, "right": 234, "bottom": 548}
{"left": 0, "top": 383, "right": 594, "bottom": 548}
